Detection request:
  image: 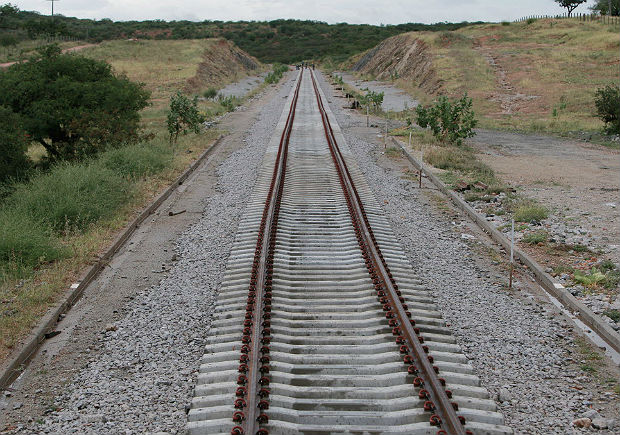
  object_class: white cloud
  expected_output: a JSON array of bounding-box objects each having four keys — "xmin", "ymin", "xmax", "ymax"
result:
[{"xmin": 11, "ymin": 0, "xmax": 598, "ymax": 24}]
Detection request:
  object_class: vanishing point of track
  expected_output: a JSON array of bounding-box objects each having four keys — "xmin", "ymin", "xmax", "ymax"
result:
[{"xmin": 187, "ymin": 70, "xmax": 512, "ymax": 435}]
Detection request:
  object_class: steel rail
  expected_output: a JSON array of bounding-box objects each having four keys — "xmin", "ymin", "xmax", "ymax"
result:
[
  {"xmin": 308, "ymin": 70, "xmax": 468, "ymax": 435},
  {"xmin": 231, "ymin": 69, "xmax": 304, "ymax": 435}
]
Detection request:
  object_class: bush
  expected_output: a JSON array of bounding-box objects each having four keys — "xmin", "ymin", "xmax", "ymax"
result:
[
  {"xmin": 0, "ymin": 105, "xmax": 30, "ymax": 183},
  {"xmin": 416, "ymin": 94, "xmax": 478, "ymax": 146},
  {"xmin": 218, "ymin": 95, "xmax": 241, "ymax": 112},
  {"xmin": 167, "ymin": 91, "xmax": 206, "ymax": 144},
  {"xmin": 359, "ymin": 89, "xmax": 384, "ymax": 111},
  {"xmin": 0, "ymin": 45, "xmax": 151, "ymax": 161},
  {"xmin": 203, "ymin": 87, "xmax": 218, "ymax": 99},
  {"xmin": 100, "ymin": 142, "xmax": 173, "ymax": 178},
  {"xmin": 594, "ymin": 84, "xmax": 620, "ymax": 134},
  {"xmin": 6, "ymin": 162, "xmax": 133, "ymax": 233},
  {"xmin": 265, "ymin": 63, "xmax": 289, "ymax": 84}
]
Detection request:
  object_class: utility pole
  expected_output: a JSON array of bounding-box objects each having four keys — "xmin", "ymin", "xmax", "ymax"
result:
[{"xmin": 46, "ymin": 0, "xmax": 59, "ymax": 19}]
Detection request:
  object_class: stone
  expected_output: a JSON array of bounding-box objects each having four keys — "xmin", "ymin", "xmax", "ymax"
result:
[
  {"xmin": 105, "ymin": 324, "xmax": 118, "ymax": 332},
  {"xmin": 591, "ymin": 417, "xmax": 609, "ymax": 429},
  {"xmin": 572, "ymin": 417, "xmax": 591, "ymax": 428},
  {"xmin": 498, "ymin": 387, "xmax": 513, "ymax": 403}
]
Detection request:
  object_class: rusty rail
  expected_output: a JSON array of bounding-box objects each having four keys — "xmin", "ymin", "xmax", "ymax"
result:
[
  {"xmin": 231, "ymin": 69, "xmax": 303, "ymax": 435},
  {"xmin": 309, "ymin": 70, "xmax": 469, "ymax": 435}
]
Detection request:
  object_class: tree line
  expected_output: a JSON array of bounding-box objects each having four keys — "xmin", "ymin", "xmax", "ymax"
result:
[{"xmin": 0, "ymin": 4, "xmax": 479, "ymax": 63}]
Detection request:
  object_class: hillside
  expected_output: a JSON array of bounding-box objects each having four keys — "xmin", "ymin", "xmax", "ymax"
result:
[
  {"xmin": 348, "ymin": 18, "xmax": 620, "ymax": 133},
  {"xmin": 0, "ymin": 4, "xmax": 479, "ymax": 63}
]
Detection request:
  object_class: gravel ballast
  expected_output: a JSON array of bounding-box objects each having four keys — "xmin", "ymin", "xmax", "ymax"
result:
[
  {"xmin": 13, "ymin": 77, "xmax": 295, "ymax": 435},
  {"xmin": 315, "ymin": 71, "xmax": 619, "ymax": 434}
]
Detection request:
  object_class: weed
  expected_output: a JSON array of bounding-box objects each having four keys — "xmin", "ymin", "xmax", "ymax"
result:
[
  {"xmin": 218, "ymin": 95, "xmax": 241, "ymax": 112},
  {"xmin": 526, "ymin": 18, "xmax": 538, "ymax": 25},
  {"xmin": 523, "ymin": 230, "xmax": 548, "ymax": 244},
  {"xmin": 603, "ymin": 310, "xmax": 620, "ymax": 322},
  {"xmin": 513, "ymin": 202, "xmax": 548, "ymax": 222},
  {"xmin": 384, "ymin": 147, "xmax": 402, "ymax": 158},
  {"xmin": 501, "ymin": 21, "xmax": 511, "ymax": 26},
  {"xmin": 573, "ymin": 267, "xmax": 607, "ymax": 288},
  {"xmin": 203, "ymin": 87, "xmax": 218, "ymax": 99}
]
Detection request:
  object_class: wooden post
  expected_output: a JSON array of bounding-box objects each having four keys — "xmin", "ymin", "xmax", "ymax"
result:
[
  {"xmin": 408, "ymin": 131, "xmax": 412, "ymax": 149},
  {"xmin": 384, "ymin": 116, "xmax": 388, "ymax": 148},
  {"xmin": 419, "ymin": 145, "xmax": 424, "ymax": 188},
  {"xmin": 366, "ymin": 105, "xmax": 369, "ymax": 127}
]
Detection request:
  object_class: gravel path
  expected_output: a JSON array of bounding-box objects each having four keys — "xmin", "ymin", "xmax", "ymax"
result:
[
  {"xmin": 316, "ymin": 71, "xmax": 619, "ymax": 434},
  {"xmin": 217, "ymin": 72, "xmax": 268, "ymax": 99},
  {"xmin": 15, "ymin": 75, "xmax": 295, "ymax": 435},
  {"xmin": 334, "ymin": 71, "xmax": 418, "ymax": 111}
]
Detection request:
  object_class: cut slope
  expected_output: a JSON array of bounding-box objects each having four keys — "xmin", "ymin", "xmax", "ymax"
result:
[{"xmin": 347, "ymin": 19, "xmax": 620, "ymax": 133}]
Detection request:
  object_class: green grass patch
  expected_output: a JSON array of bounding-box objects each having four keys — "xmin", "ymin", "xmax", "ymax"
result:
[
  {"xmin": 424, "ymin": 146, "xmax": 497, "ymax": 185},
  {"xmin": 0, "ymin": 142, "xmax": 174, "ymax": 281},
  {"xmin": 100, "ymin": 142, "xmax": 173, "ymax": 178},
  {"xmin": 512, "ymin": 201, "xmax": 549, "ymax": 222},
  {"xmin": 523, "ymin": 230, "xmax": 548, "ymax": 244},
  {"xmin": 7, "ymin": 162, "xmax": 134, "ymax": 234},
  {"xmin": 604, "ymin": 310, "xmax": 620, "ymax": 323}
]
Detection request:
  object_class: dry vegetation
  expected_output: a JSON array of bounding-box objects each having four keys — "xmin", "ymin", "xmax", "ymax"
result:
[{"xmin": 351, "ymin": 18, "xmax": 620, "ymax": 134}]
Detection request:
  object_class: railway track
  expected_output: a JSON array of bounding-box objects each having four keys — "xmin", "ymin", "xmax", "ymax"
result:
[{"xmin": 187, "ymin": 69, "xmax": 513, "ymax": 435}]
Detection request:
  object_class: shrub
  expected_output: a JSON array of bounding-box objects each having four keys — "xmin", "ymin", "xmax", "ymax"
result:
[
  {"xmin": 0, "ymin": 45, "xmax": 151, "ymax": 161},
  {"xmin": 203, "ymin": 87, "xmax": 218, "ymax": 99},
  {"xmin": 526, "ymin": 18, "xmax": 537, "ymax": 25},
  {"xmin": 100, "ymin": 142, "xmax": 173, "ymax": 178},
  {"xmin": 416, "ymin": 94, "xmax": 478, "ymax": 146},
  {"xmin": 0, "ymin": 105, "xmax": 30, "ymax": 183},
  {"xmin": 6, "ymin": 162, "xmax": 133, "ymax": 233},
  {"xmin": 359, "ymin": 89, "xmax": 384, "ymax": 111},
  {"xmin": 501, "ymin": 21, "xmax": 511, "ymax": 26},
  {"xmin": 167, "ymin": 91, "xmax": 206, "ymax": 144},
  {"xmin": 265, "ymin": 63, "xmax": 289, "ymax": 84},
  {"xmin": 218, "ymin": 95, "xmax": 241, "ymax": 112},
  {"xmin": 594, "ymin": 84, "xmax": 620, "ymax": 134}
]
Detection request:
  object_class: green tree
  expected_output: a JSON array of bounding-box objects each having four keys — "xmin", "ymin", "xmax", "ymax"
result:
[
  {"xmin": 0, "ymin": 105, "xmax": 29, "ymax": 182},
  {"xmin": 594, "ymin": 84, "xmax": 620, "ymax": 134},
  {"xmin": 590, "ymin": 0, "xmax": 620, "ymax": 15},
  {"xmin": 554, "ymin": 0, "xmax": 587, "ymax": 17},
  {"xmin": 0, "ymin": 45, "xmax": 150, "ymax": 161},
  {"xmin": 166, "ymin": 91, "xmax": 205, "ymax": 144},
  {"xmin": 415, "ymin": 94, "xmax": 478, "ymax": 146}
]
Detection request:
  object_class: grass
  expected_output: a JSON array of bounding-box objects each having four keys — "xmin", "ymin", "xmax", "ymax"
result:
[
  {"xmin": 603, "ymin": 310, "xmax": 620, "ymax": 322},
  {"xmin": 512, "ymin": 201, "xmax": 549, "ymax": 222},
  {"xmin": 0, "ymin": 39, "xmax": 261, "ymax": 360},
  {"xmin": 366, "ymin": 19, "xmax": 619, "ymax": 135},
  {"xmin": 575, "ymin": 336, "xmax": 602, "ymax": 374},
  {"xmin": 523, "ymin": 230, "xmax": 548, "ymax": 244}
]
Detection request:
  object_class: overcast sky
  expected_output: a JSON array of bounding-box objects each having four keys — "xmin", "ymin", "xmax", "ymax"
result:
[{"xmin": 10, "ymin": 0, "xmax": 599, "ymax": 24}]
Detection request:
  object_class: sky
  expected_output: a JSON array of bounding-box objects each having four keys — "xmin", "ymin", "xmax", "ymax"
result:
[{"xmin": 10, "ymin": 0, "xmax": 600, "ymax": 25}]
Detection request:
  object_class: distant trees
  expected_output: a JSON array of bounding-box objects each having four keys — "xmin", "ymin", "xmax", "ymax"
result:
[
  {"xmin": 590, "ymin": 0, "xmax": 620, "ymax": 15},
  {"xmin": 0, "ymin": 45, "xmax": 150, "ymax": 161},
  {"xmin": 554, "ymin": 0, "xmax": 587, "ymax": 17}
]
